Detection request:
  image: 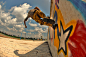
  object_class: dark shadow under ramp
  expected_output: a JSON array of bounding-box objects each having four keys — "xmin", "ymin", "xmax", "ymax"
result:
[{"xmin": 14, "ymin": 42, "xmax": 52, "ymax": 57}]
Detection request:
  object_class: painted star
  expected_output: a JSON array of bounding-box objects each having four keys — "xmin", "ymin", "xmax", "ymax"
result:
[
  {"xmin": 59, "ymin": 26, "xmax": 69, "ymax": 52},
  {"xmin": 58, "ymin": 22, "xmax": 73, "ymax": 55}
]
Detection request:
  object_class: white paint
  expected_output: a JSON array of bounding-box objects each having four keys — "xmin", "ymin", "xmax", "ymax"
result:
[{"xmin": 59, "ymin": 26, "xmax": 69, "ymax": 51}]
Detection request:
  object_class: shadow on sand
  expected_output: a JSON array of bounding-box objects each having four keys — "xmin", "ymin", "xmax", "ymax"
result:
[{"xmin": 14, "ymin": 42, "xmax": 52, "ymax": 57}]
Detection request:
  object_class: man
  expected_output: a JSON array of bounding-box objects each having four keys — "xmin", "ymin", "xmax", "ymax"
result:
[{"xmin": 24, "ymin": 7, "xmax": 55, "ymax": 28}]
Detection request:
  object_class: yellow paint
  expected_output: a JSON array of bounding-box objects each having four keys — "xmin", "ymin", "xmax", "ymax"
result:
[
  {"xmin": 54, "ymin": 27, "xmax": 59, "ymax": 50},
  {"xmin": 54, "ymin": 5, "xmax": 77, "ymax": 57}
]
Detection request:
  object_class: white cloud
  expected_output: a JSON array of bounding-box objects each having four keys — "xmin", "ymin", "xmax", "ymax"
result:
[
  {"xmin": 0, "ymin": 3, "xmax": 30, "ymax": 37},
  {"xmin": 0, "ymin": 7, "xmax": 14, "ymax": 27},
  {"xmin": 23, "ymin": 31, "xmax": 26, "ymax": 33},
  {"xmin": 27, "ymin": 29, "xmax": 35, "ymax": 32},
  {"xmin": 27, "ymin": 31, "xmax": 42, "ymax": 38},
  {"xmin": 26, "ymin": 26, "xmax": 48, "ymax": 38},
  {"xmin": 7, "ymin": 27, "xmax": 18, "ymax": 32},
  {"xmin": 28, "ymin": 32, "xmax": 31, "ymax": 34},
  {"xmin": 29, "ymin": 22, "xmax": 37, "ymax": 27},
  {"xmin": 14, "ymin": 24, "xmax": 25, "ymax": 32},
  {"xmin": 38, "ymin": 23, "xmax": 48, "ymax": 28},
  {"xmin": 29, "ymin": 21, "xmax": 48, "ymax": 28},
  {"xmin": 29, "ymin": 17, "xmax": 32, "ymax": 20},
  {"xmin": 7, "ymin": 18, "xmax": 17, "ymax": 24},
  {"xmin": 0, "ymin": 2, "xmax": 48, "ymax": 38},
  {"xmin": 15, "ymin": 25, "xmax": 22, "ymax": 28},
  {"xmin": 15, "ymin": 24, "xmax": 24, "ymax": 28},
  {"xmin": 28, "ymin": 27, "xmax": 48, "ymax": 33},
  {"xmin": 0, "ymin": 12, "xmax": 11, "ymax": 23},
  {"xmin": 10, "ymin": 3, "xmax": 32, "ymax": 22},
  {"xmin": 0, "ymin": 5, "xmax": 1, "ymax": 9}
]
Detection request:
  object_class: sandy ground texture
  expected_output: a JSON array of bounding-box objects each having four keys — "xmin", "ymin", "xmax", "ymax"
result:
[{"xmin": 0, "ymin": 36, "xmax": 51, "ymax": 57}]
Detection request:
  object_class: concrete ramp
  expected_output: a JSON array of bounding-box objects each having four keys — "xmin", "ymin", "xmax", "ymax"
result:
[{"xmin": 0, "ymin": 37, "xmax": 52, "ymax": 57}]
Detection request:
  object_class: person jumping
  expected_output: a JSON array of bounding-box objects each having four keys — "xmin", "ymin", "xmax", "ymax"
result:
[{"xmin": 24, "ymin": 7, "xmax": 55, "ymax": 28}]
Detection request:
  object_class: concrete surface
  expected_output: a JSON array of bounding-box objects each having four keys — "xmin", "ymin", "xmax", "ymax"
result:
[{"xmin": 0, "ymin": 37, "xmax": 51, "ymax": 57}]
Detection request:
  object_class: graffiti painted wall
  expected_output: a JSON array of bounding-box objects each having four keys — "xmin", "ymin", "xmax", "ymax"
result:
[{"xmin": 48, "ymin": 0, "xmax": 86, "ymax": 57}]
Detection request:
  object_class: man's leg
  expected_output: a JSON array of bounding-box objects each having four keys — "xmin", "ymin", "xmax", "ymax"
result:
[
  {"xmin": 36, "ymin": 10, "xmax": 55, "ymax": 25},
  {"xmin": 33, "ymin": 10, "xmax": 44, "ymax": 25},
  {"xmin": 24, "ymin": 14, "xmax": 31, "ymax": 28},
  {"xmin": 43, "ymin": 18, "xmax": 55, "ymax": 24},
  {"xmin": 33, "ymin": 10, "xmax": 55, "ymax": 27},
  {"xmin": 34, "ymin": 15, "xmax": 53, "ymax": 26},
  {"xmin": 34, "ymin": 14, "xmax": 44, "ymax": 25},
  {"xmin": 36, "ymin": 10, "xmax": 46, "ymax": 18}
]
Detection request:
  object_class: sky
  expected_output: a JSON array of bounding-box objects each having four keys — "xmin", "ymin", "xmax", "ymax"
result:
[{"xmin": 0, "ymin": 0, "xmax": 51, "ymax": 39}]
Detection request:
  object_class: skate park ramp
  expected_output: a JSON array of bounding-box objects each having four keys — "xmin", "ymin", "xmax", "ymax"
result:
[
  {"xmin": 47, "ymin": 0, "xmax": 86, "ymax": 57},
  {"xmin": 0, "ymin": 36, "xmax": 52, "ymax": 57}
]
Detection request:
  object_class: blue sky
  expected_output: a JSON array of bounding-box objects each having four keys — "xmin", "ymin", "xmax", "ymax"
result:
[{"xmin": 0, "ymin": 0, "xmax": 51, "ymax": 39}]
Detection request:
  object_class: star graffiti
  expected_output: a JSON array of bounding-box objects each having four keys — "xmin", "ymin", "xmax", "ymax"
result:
[{"xmin": 58, "ymin": 21, "xmax": 73, "ymax": 55}]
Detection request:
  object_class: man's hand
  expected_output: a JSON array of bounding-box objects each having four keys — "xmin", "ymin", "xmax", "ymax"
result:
[
  {"xmin": 24, "ymin": 19, "xmax": 27, "ymax": 28},
  {"xmin": 25, "ymin": 26, "xmax": 27, "ymax": 28}
]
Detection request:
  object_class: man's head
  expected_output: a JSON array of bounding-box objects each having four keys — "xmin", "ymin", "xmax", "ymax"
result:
[
  {"xmin": 34, "ymin": 7, "xmax": 40, "ymax": 10},
  {"xmin": 34, "ymin": 7, "xmax": 38, "ymax": 9}
]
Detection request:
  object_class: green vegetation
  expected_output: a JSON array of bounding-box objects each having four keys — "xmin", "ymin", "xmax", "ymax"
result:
[{"xmin": 0, "ymin": 31, "xmax": 47, "ymax": 41}]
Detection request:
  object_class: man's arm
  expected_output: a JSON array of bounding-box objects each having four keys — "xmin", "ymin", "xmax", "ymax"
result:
[{"xmin": 24, "ymin": 16, "xmax": 29, "ymax": 28}]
